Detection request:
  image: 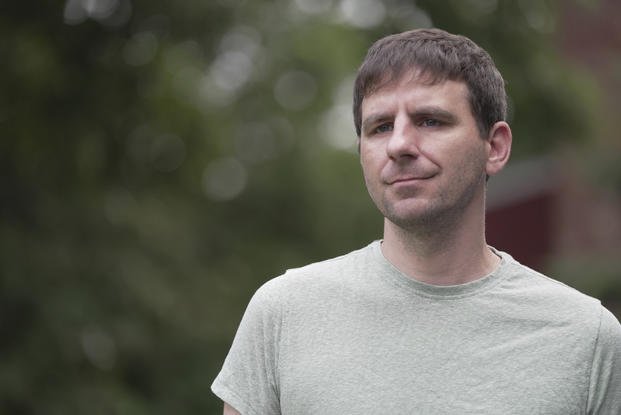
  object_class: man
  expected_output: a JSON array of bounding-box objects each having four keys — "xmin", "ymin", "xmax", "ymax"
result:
[{"xmin": 212, "ymin": 28, "xmax": 621, "ymax": 414}]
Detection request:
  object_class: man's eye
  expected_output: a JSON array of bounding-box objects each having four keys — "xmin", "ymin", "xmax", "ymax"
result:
[
  {"xmin": 421, "ymin": 118, "xmax": 441, "ymax": 127},
  {"xmin": 375, "ymin": 123, "xmax": 393, "ymax": 133}
]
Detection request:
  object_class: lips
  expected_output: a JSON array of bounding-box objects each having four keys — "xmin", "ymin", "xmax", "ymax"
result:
[
  {"xmin": 386, "ymin": 174, "xmax": 435, "ymax": 185},
  {"xmin": 381, "ymin": 164, "xmax": 438, "ymax": 185}
]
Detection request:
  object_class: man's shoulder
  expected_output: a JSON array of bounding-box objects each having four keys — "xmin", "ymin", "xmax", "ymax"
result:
[
  {"xmin": 498, "ymin": 250, "xmax": 604, "ymax": 319},
  {"xmin": 285, "ymin": 242, "xmax": 375, "ymax": 277},
  {"xmin": 252, "ymin": 241, "xmax": 378, "ymax": 305}
]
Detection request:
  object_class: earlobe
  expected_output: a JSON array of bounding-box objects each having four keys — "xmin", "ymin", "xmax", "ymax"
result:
[{"xmin": 485, "ymin": 121, "xmax": 512, "ymax": 177}]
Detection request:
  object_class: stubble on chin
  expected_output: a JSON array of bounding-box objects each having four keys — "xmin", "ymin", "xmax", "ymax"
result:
[
  {"xmin": 379, "ymin": 172, "xmax": 484, "ymax": 236},
  {"xmin": 381, "ymin": 195, "xmax": 457, "ymax": 236}
]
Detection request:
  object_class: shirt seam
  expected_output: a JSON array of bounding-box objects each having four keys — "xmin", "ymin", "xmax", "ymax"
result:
[
  {"xmin": 380, "ymin": 270, "xmax": 512, "ymax": 300},
  {"xmin": 275, "ymin": 284, "xmax": 286, "ymax": 406},
  {"xmin": 378, "ymin": 257, "xmax": 512, "ymax": 301},
  {"xmin": 372, "ymin": 242, "xmax": 513, "ymax": 300},
  {"xmin": 584, "ymin": 304, "xmax": 604, "ymax": 415}
]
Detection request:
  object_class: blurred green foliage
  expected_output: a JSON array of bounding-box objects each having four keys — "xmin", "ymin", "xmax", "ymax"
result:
[{"xmin": 0, "ymin": 0, "xmax": 609, "ymax": 413}]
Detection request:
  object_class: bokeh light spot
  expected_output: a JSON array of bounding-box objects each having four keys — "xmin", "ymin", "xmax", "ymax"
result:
[
  {"xmin": 123, "ymin": 31, "xmax": 158, "ymax": 66},
  {"xmin": 321, "ymin": 104, "xmax": 357, "ymax": 151},
  {"xmin": 339, "ymin": 0, "xmax": 386, "ymax": 28},
  {"xmin": 210, "ymin": 51, "xmax": 253, "ymax": 92},
  {"xmin": 202, "ymin": 158, "xmax": 248, "ymax": 201},
  {"xmin": 274, "ymin": 70, "xmax": 317, "ymax": 111},
  {"xmin": 219, "ymin": 26, "xmax": 262, "ymax": 58},
  {"xmin": 104, "ymin": 187, "xmax": 135, "ymax": 226},
  {"xmin": 148, "ymin": 134, "xmax": 186, "ymax": 172},
  {"xmin": 235, "ymin": 122, "xmax": 279, "ymax": 164},
  {"xmin": 293, "ymin": 0, "xmax": 334, "ymax": 15},
  {"xmin": 81, "ymin": 326, "xmax": 116, "ymax": 371},
  {"xmin": 64, "ymin": 0, "xmax": 130, "ymax": 25}
]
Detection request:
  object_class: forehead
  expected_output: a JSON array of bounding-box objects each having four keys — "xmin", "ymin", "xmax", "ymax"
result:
[{"xmin": 361, "ymin": 72, "xmax": 470, "ymax": 115}]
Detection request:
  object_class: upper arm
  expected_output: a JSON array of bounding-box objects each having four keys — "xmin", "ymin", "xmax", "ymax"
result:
[
  {"xmin": 223, "ymin": 402, "xmax": 241, "ymax": 415},
  {"xmin": 587, "ymin": 307, "xmax": 621, "ymax": 414},
  {"xmin": 211, "ymin": 280, "xmax": 284, "ymax": 415}
]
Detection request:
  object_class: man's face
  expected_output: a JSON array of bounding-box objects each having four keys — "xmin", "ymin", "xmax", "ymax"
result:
[{"xmin": 359, "ymin": 73, "xmax": 490, "ymax": 230}]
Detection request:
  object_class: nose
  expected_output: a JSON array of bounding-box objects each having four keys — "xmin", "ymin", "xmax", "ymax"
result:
[{"xmin": 385, "ymin": 118, "xmax": 419, "ymax": 160}]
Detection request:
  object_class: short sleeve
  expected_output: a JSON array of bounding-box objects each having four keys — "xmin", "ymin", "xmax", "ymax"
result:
[
  {"xmin": 587, "ymin": 306, "xmax": 621, "ymax": 414},
  {"xmin": 211, "ymin": 281, "xmax": 283, "ymax": 415}
]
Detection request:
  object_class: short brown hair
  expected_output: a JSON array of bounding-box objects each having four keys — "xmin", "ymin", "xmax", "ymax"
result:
[{"xmin": 353, "ymin": 28, "xmax": 507, "ymax": 138}]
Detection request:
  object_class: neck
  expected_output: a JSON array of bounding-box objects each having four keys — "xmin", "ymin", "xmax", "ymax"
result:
[{"xmin": 380, "ymin": 198, "xmax": 499, "ymax": 286}]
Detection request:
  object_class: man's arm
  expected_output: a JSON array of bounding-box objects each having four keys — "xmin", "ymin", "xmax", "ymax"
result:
[
  {"xmin": 587, "ymin": 307, "xmax": 621, "ymax": 414},
  {"xmin": 212, "ymin": 280, "xmax": 283, "ymax": 414},
  {"xmin": 223, "ymin": 402, "xmax": 241, "ymax": 415}
]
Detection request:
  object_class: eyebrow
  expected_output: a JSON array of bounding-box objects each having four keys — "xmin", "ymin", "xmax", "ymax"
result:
[
  {"xmin": 361, "ymin": 106, "xmax": 458, "ymax": 134},
  {"xmin": 412, "ymin": 106, "xmax": 458, "ymax": 123},
  {"xmin": 361, "ymin": 112, "xmax": 393, "ymax": 134}
]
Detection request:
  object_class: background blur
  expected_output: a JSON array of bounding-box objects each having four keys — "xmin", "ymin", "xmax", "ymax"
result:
[{"xmin": 2, "ymin": 0, "xmax": 620, "ymax": 413}]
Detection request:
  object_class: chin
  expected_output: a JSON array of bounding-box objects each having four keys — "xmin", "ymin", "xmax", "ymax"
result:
[
  {"xmin": 384, "ymin": 205, "xmax": 433, "ymax": 226},
  {"xmin": 382, "ymin": 200, "xmax": 456, "ymax": 230}
]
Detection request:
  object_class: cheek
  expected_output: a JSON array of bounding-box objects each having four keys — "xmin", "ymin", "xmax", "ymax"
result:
[
  {"xmin": 360, "ymin": 155, "xmax": 383, "ymax": 196},
  {"xmin": 361, "ymin": 163, "xmax": 378, "ymax": 191},
  {"xmin": 450, "ymin": 143, "xmax": 488, "ymax": 180},
  {"xmin": 359, "ymin": 149, "xmax": 379, "ymax": 176}
]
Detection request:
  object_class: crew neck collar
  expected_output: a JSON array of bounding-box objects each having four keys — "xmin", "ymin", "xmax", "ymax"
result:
[{"xmin": 369, "ymin": 240, "xmax": 510, "ymax": 299}]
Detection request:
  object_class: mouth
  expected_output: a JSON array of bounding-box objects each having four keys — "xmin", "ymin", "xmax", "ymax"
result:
[{"xmin": 388, "ymin": 175, "xmax": 434, "ymax": 185}]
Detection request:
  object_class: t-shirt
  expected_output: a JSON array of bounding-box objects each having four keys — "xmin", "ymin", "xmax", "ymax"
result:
[{"xmin": 211, "ymin": 241, "xmax": 621, "ymax": 414}]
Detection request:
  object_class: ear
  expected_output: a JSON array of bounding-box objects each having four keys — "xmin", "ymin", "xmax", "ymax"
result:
[{"xmin": 485, "ymin": 121, "xmax": 512, "ymax": 177}]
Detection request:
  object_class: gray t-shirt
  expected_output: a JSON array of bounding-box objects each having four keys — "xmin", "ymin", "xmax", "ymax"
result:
[{"xmin": 212, "ymin": 241, "xmax": 621, "ymax": 414}]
